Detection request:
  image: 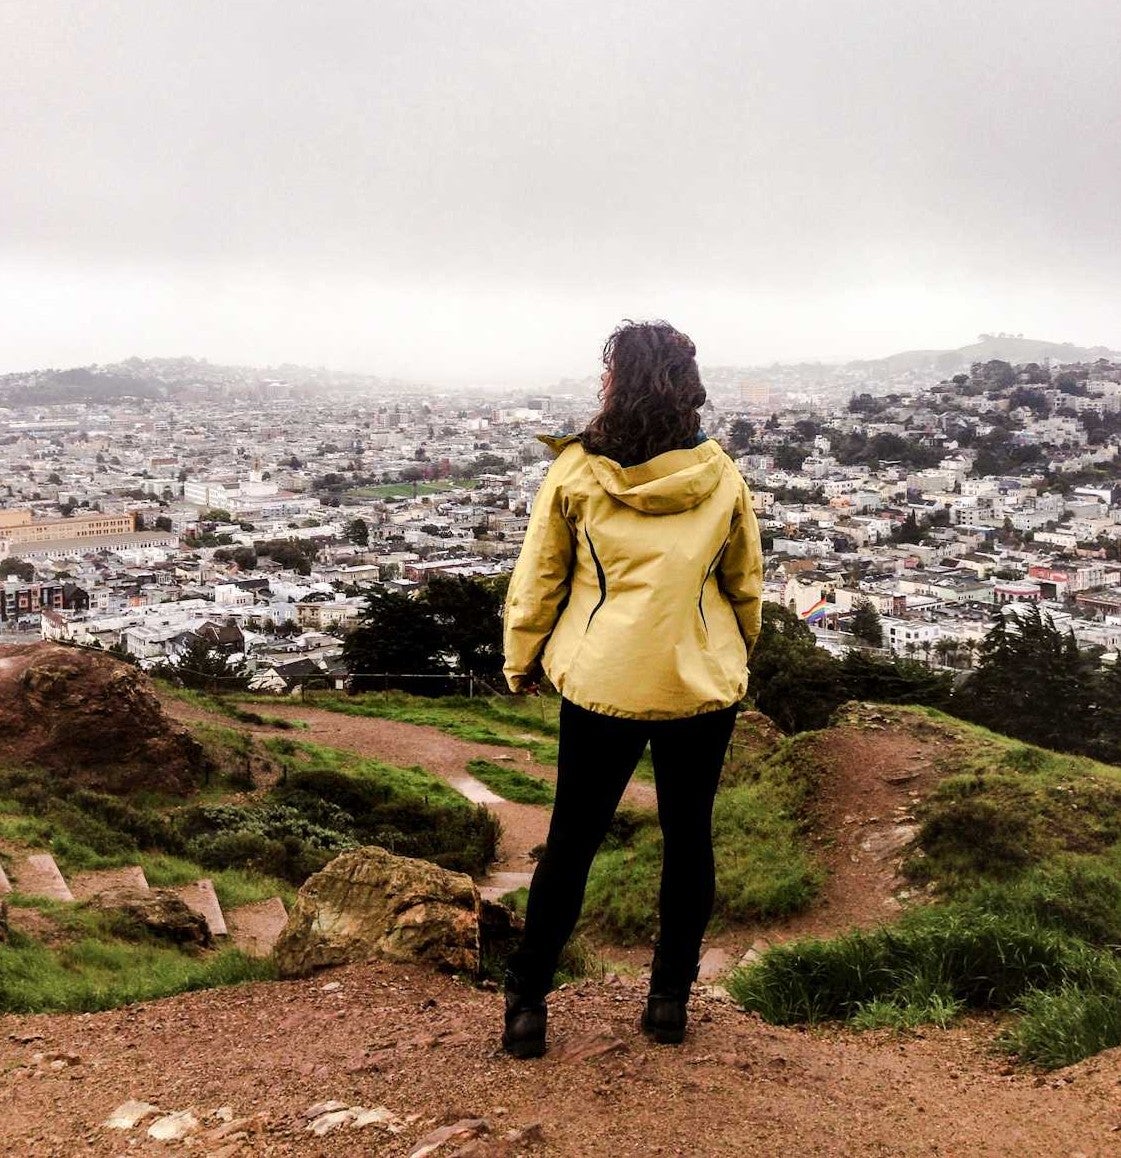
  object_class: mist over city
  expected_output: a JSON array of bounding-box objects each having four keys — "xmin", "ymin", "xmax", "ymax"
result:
[{"xmin": 3, "ymin": 1, "xmax": 1121, "ymax": 382}]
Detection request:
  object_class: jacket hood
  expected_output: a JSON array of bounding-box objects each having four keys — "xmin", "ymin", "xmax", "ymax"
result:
[{"xmin": 535, "ymin": 435, "xmax": 725, "ymax": 514}]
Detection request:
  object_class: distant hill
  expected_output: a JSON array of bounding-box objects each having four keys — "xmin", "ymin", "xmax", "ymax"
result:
[
  {"xmin": 845, "ymin": 335, "xmax": 1121, "ymax": 377},
  {"xmin": 0, "ymin": 356, "xmax": 407, "ymax": 405}
]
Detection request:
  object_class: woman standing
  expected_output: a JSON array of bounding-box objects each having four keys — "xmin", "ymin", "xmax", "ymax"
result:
[{"xmin": 501, "ymin": 320, "xmax": 764, "ymax": 1057}]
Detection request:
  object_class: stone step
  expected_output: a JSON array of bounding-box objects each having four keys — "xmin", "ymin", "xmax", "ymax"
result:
[
  {"xmin": 478, "ymin": 870, "xmax": 533, "ymax": 904},
  {"xmin": 226, "ymin": 896, "xmax": 289, "ymax": 958},
  {"xmin": 171, "ymin": 878, "xmax": 228, "ymax": 939},
  {"xmin": 69, "ymin": 865, "xmax": 150, "ymax": 902},
  {"xmin": 12, "ymin": 853, "xmax": 74, "ymax": 902},
  {"xmin": 0, "ymin": 861, "xmax": 11, "ymax": 896}
]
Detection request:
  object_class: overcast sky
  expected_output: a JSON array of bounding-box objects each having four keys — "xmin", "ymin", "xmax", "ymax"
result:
[{"xmin": 2, "ymin": 0, "xmax": 1120, "ymax": 384}]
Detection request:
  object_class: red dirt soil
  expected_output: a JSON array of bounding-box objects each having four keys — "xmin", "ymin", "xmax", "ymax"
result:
[{"xmin": 2, "ymin": 960, "xmax": 1119, "ymax": 1157}]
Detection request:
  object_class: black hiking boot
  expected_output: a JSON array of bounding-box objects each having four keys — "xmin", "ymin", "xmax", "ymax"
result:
[
  {"xmin": 641, "ymin": 946, "xmax": 696, "ymax": 1045},
  {"xmin": 502, "ymin": 971, "xmax": 547, "ymax": 1059},
  {"xmin": 641, "ymin": 991, "xmax": 689, "ymax": 1044}
]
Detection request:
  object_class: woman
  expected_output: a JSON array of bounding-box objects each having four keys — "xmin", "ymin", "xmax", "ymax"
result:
[{"xmin": 501, "ymin": 320, "xmax": 764, "ymax": 1058}]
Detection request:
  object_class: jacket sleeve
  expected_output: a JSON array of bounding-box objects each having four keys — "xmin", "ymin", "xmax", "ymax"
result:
[
  {"xmin": 503, "ymin": 461, "xmax": 576, "ymax": 692},
  {"xmin": 718, "ymin": 479, "xmax": 764, "ymax": 663}
]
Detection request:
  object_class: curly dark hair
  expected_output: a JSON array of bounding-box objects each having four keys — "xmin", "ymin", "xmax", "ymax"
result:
[{"xmin": 580, "ymin": 320, "xmax": 707, "ymax": 467}]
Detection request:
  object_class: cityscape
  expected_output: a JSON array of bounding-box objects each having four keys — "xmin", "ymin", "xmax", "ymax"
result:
[{"xmin": 3, "ymin": 343, "xmax": 1120, "ymax": 691}]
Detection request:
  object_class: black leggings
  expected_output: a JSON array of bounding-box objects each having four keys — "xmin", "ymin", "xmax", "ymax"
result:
[{"xmin": 509, "ymin": 698, "xmax": 738, "ymax": 997}]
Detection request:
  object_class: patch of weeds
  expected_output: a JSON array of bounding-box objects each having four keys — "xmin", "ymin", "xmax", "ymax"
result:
[
  {"xmin": 282, "ymin": 691, "xmax": 561, "ymax": 763},
  {"xmin": 726, "ymin": 905, "xmax": 1121, "ymax": 1067},
  {"xmin": 1001, "ymin": 984, "xmax": 1121, "ymax": 1069},
  {"xmin": 0, "ymin": 928, "xmax": 274, "ymax": 1014},
  {"xmin": 905, "ymin": 768, "xmax": 1121, "ymax": 890},
  {"xmin": 265, "ymin": 742, "xmax": 502, "ymax": 876},
  {"xmin": 581, "ymin": 733, "xmax": 826, "ymax": 943},
  {"xmin": 465, "ymin": 759, "xmax": 554, "ymax": 806}
]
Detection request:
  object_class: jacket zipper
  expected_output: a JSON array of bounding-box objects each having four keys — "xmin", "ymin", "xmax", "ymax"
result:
[
  {"xmin": 585, "ymin": 529, "xmax": 608, "ymax": 631},
  {"xmin": 698, "ymin": 539, "xmax": 729, "ymax": 633}
]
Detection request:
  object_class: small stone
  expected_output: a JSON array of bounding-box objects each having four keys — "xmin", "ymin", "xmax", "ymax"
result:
[
  {"xmin": 207, "ymin": 1116, "xmax": 262, "ymax": 1140},
  {"xmin": 208, "ymin": 1145, "xmax": 244, "ymax": 1158},
  {"xmin": 304, "ymin": 1100, "xmax": 350, "ymax": 1120},
  {"xmin": 351, "ymin": 1106, "xmax": 402, "ymax": 1130},
  {"xmin": 8, "ymin": 1032, "xmax": 45, "ymax": 1044},
  {"xmin": 551, "ymin": 1031, "xmax": 626, "ymax": 1064},
  {"xmin": 211, "ymin": 1106, "xmax": 235, "ymax": 1122},
  {"xmin": 307, "ymin": 1109, "xmax": 355, "ymax": 1135},
  {"xmin": 104, "ymin": 1099, "xmax": 160, "ymax": 1129},
  {"xmin": 321, "ymin": 981, "xmax": 343, "ymax": 992},
  {"xmin": 147, "ymin": 1110, "xmax": 200, "ymax": 1141},
  {"xmin": 505, "ymin": 1121, "xmax": 544, "ymax": 1145},
  {"xmin": 408, "ymin": 1118, "xmax": 489, "ymax": 1158}
]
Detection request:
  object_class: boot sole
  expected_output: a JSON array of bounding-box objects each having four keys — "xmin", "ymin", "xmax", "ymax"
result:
[
  {"xmin": 502, "ymin": 1034, "xmax": 546, "ymax": 1059},
  {"xmin": 641, "ymin": 1018, "xmax": 686, "ymax": 1045}
]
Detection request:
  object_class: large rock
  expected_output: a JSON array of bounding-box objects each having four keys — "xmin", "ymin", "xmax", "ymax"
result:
[
  {"xmin": 0, "ymin": 642, "xmax": 204, "ymax": 794},
  {"xmin": 274, "ymin": 846, "xmax": 482, "ymax": 978},
  {"xmin": 90, "ymin": 887, "xmax": 212, "ymax": 947}
]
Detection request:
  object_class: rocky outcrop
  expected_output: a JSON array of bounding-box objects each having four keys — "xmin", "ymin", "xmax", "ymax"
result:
[
  {"xmin": 91, "ymin": 887, "xmax": 212, "ymax": 947},
  {"xmin": 274, "ymin": 847, "xmax": 483, "ymax": 978},
  {"xmin": 0, "ymin": 642, "xmax": 203, "ymax": 794}
]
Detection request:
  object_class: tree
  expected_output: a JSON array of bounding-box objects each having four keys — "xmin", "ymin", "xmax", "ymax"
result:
[
  {"xmin": 727, "ymin": 419, "xmax": 756, "ymax": 453},
  {"xmin": 891, "ymin": 511, "xmax": 930, "ymax": 546},
  {"xmin": 849, "ymin": 598, "xmax": 884, "ymax": 648},
  {"xmin": 0, "ymin": 558, "xmax": 34, "ymax": 582},
  {"xmin": 173, "ymin": 636, "xmax": 249, "ymax": 692},
  {"xmin": 201, "ymin": 508, "xmax": 232, "ymax": 523},
  {"xmin": 342, "ymin": 590, "xmax": 448, "ymax": 690},
  {"xmin": 154, "ymin": 515, "xmax": 173, "ymax": 532},
  {"xmin": 345, "ymin": 517, "xmax": 370, "ymax": 547},
  {"xmin": 953, "ymin": 608, "xmax": 1093, "ymax": 753},
  {"xmin": 425, "ymin": 574, "xmax": 506, "ymax": 680},
  {"xmin": 1090, "ymin": 660, "xmax": 1121, "ymax": 764}
]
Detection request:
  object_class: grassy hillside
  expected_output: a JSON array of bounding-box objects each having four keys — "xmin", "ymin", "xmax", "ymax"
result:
[
  {"xmin": 0, "ymin": 728, "xmax": 499, "ymax": 1013},
  {"xmin": 728, "ymin": 705, "xmax": 1121, "ymax": 1068}
]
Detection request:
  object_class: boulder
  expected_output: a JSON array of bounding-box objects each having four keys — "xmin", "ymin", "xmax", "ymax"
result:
[
  {"xmin": 91, "ymin": 887, "xmax": 211, "ymax": 947},
  {"xmin": 274, "ymin": 846, "xmax": 481, "ymax": 978},
  {"xmin": 0, "ymin": 643, "xmax": 204, "ymax": 795}
]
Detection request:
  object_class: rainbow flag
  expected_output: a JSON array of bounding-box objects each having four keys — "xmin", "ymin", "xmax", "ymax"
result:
[{"xmin": 803, "ymin": 598, "xmax": 829, "ymax": 625}]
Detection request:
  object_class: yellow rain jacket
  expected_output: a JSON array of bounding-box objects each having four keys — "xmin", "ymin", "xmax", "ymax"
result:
[{"xmin": 503, "ymin": 435, "xmax": 764, "ymax": 719}]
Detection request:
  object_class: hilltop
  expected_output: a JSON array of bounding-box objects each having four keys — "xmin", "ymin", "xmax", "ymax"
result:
[
  {"xmin": 844, "ymin": 334, "xmax": 1120, "ymax": 378},
  {"xmin": 6, "ymin": 656, "xmax": 1121, "ymax": 1152}
]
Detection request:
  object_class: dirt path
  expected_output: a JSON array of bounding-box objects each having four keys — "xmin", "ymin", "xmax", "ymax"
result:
[
  {"xmin": 1, "ymin": 959, "xmax": 1117, "ymax": 1157},
  {"xmin": 162, "ymin": 699, "xmax": 656, "ymax": 882}
]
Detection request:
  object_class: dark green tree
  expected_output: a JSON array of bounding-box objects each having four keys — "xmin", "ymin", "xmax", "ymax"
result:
[
  {"xmin": 345, "ymin": 517, "xmax": 370, "ymax": 547},
  {"xmin": 174, "ymin": 636, "xmax": 249, "ymax": 692},
  {"xmin": 727, "ymin": 418, "xmax": 756, "ymax": 453},
  {"xmin": 0, "ymin": 558, "xmax": 34, "ymax": 582},
  {"xmin": 849, "ymin": 598, "xmax": 884, "ymax": 648},
  {"xmin": 1089, "ymin": 660, "xmax": 1121, "ymax": 764},
  {"xmin": 952, "ymin": 608, "xmax": 1093, "ymax": 753},
  {"xmin": 425, "ymin": 574, "xmax": 506, "ymax": 680},
  {"xmin": 342, "ymin": 589, "xmax": 448, "ymax": 690}
]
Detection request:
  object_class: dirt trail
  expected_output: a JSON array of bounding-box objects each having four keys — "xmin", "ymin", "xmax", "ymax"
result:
[
  {"xmin": 1, "ymin": 959, "xmax": 1118, "ymax": 1157},
  {"xmin": 162, "ymin": 698, "xmax": 656, "ymax": 881}
]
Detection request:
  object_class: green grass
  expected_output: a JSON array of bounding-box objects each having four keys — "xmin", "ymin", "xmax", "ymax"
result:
[
  {"xmin": 465, "ymin": 759, "xmax": 554, "ymax": 805},
  {"xmin": 157, "ymin": 683, "xmax": 303, "ymax": 730},
  {"xmin": 724, "ymin": 711, "xmax": 1121, "ymax": 1067},
  {"xmin": 580, "ymin": 734, "xmax": 826, "ymax": 943},
  {"xmin": 0, "ymin": 920, "xmax": 274, "ymax": 1014},
  {"xmin": 263, "ymin": 739, "xmax": 501, "ymax": 875},
  {"xmin": 726, "ymin": 906, "xmax": 1121, "ymax": 1027},
  {"xmin": 346, "ymin": 480, "xmax": 473, "ymax": 499},
  {"xmin": 266, "ymin": 691, "xmax": 562, "ymax": 764},
  {"xmin": 265, "ymin": 737, "xmax": 469, "ymax": 809}
]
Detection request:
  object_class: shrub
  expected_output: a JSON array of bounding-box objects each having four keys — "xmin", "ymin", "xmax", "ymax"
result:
[{"xmin": 726, "ymin": 904, "xmax": 1121, "ymax": 1066}]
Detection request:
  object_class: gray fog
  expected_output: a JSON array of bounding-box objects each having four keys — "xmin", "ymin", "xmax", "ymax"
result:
[{"xmin": 2, "ymin": 0, "xmax": 1120, "ymax": 383}]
